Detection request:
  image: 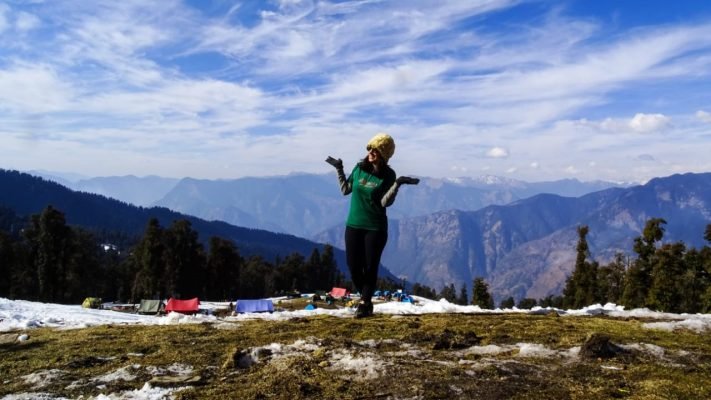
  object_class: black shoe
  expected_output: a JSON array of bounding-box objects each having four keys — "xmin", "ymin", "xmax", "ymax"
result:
[
  {"xmin": 355, "ymin": 302, "xmax": 373, "ymax": 319},
  {"xmin": 354, "ymin": 303, "xmax": 366, "ymax": 318}
]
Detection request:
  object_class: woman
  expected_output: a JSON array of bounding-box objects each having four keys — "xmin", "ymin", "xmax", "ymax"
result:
[{"xmin": 326, "ymin": 133, "xmax": 419, "ymax": 318}]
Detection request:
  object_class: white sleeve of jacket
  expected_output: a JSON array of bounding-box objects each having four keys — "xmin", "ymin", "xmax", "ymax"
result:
[
  {"xmin": 337, "ymin": 168, "xmax": 352, "ymax": 195},
  {"xmin": 381, "ymin": 181, "xmax": 399, "ymax": 207}
]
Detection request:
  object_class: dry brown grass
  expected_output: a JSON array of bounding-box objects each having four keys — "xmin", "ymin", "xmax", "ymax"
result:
[{"xmin": 1, "ymin": 310, "xmax": 709, "ymax": 399}]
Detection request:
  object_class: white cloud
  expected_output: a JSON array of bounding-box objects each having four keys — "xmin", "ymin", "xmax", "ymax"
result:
[
  {"xmin": 506, "ymin": 167, "xmax": 517, "ymax": 173},
  {"xmin": 0, "ymin": 65, "xmax": 73, "ymax": 113},
  {"xmin": 0, "ymin": 4, "xmax": 8, "ymax": 34},
  {"xmin": 316, "ymin": 61, "xmax": 450, "ymax": 105},
  {"xmin": 51, "ymin": 1, "xmax": 189, "ymax": 86},
  {"xmin": 2, "ymin": 1, "xmax": 711, "ymax": 183},
  {"xmin": 486, "ymin": 147, "xmax": 509, "ymax": 158},
  {"xmin": 15, "ymin": 11, "xmax": 40, "ymax": 32},
  {"xmin": 277, "ymin": 30, "xmax": 316, "ymax": 59},
  {"xmin": 196, "ymin": 0, "xmax": 516, "ymax": 78},
  {"xmin": 470, "ymin": 24, "xmax": 711, "ymax": 108},
  {"xmin": 696, "ymin": 110, "xmax": 711, "ymax": 123},
  {"xmin": 565, "ymin": 113, "xmax": 671, "ymax": 135},
  {"xmin": 628, "ymin": 113, "xmax": 670, "ymax": 133}
]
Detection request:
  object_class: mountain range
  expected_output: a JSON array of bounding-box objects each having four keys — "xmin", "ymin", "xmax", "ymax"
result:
[
  {"xmin": 32, "ymin": 170, "xmax": 626, "ymax": 239},
  {"xmin": 15, "ymin": 168, "xmax": 711, "ymax": 303},
  {"xmin": 314, "ymin": 172, "xmax": 711, "ymax": 302}
]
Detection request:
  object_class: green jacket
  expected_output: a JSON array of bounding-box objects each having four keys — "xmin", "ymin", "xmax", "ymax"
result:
[{"xmin": 337, "ymin": 163, "xmax": 399, "ymax": 231}]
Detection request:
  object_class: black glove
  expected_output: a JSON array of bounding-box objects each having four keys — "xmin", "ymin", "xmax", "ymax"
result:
[
  {"xmin": 396, "ymin": 176, "xmax": 420, "ymax": 185},
  {"xmin": 325, "ymin": 156, "xmax": 343, "ymax": 170}
]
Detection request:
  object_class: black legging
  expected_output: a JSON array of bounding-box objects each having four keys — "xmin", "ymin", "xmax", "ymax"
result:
[{"xmin": 345, "ymin": 226, "xmax": 388, "ymax": 304}]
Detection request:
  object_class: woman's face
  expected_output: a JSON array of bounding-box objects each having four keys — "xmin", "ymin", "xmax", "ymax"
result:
[{"xmin": 367, "ymin": 147, "xmax": 381, "ymax": 164}]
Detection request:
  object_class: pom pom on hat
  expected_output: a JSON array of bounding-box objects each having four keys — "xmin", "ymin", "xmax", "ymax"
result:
[{"xmin": 367, "ymin": 133, "xmax": 395, "ymax": 162}]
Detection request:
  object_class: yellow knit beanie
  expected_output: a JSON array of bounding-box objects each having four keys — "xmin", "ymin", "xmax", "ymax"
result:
[{"xmin": 366, "ymin": 133, "xmax": 395, "ymax": 162}]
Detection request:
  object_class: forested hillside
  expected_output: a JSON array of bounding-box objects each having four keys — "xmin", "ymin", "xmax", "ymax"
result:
[
  {"xmin": 0, "ymin": 169, "xmax": 392, "ymax": 303},
  {"xmin": 0, "ymin": 169, "xmax": 343, "ymax": 264},
  {"xmin": 0, "ymin": 204, "xmax": 348, "ymax": 304}
]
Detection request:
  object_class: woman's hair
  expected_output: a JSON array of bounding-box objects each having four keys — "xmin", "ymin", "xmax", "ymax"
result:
[{"xmin": 359, "ymin": 156, "xmax": 387, "ymax": 177}]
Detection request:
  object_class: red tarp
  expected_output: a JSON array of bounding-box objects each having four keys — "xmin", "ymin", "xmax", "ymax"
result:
[
  {"xmin": 165, "ymin": 297, "xmax": 200, "ymax": 314},
  {"xmin": 329, "ymin": 287, "xmax": 350, "ymax": 298}
]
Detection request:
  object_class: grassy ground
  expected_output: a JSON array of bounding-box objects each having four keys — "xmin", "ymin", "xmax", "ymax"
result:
[{"xmin": 1, "ymin": 301, "xmax": 710, "ymax": 399}]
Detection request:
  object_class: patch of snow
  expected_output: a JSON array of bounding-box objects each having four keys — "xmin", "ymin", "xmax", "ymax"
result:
[
  {"xmin": 0, "ymin": 298, "xmax": 157, "ymax": 332},
  {"xmin": 621, "ymin": 343, "xmax": 666, "ymax": 358},
  {"xmin": 643, "ymin": 318, "xmax": 711, "ymax": 333},
  {"xmin": 157, "ymin": 312, "xmax": 216, "ymax": 325},
  {"xmin": 64, "ymin": 380, "xmax": 87, "ymax": 391},
  {"xmin": 1, "ymin": 393, "xmax": 69, "ymax": 400},
  {"xmin": 92, "ymin": 382, "xmax": 186, "ymax": 400},
  {"xmin": 565, "ymin": 346, "xmax": 581, "ymax": 358},
  {"xmin": 327, "ymin": 349, "xmax": 383, "ymax": 380},
  {"xmin": 91, "ymin": 365, "xmax": 140, "ymax": 383},
  {"xmin": 20, "ymin": 369, "xmax": 65, "ymax": 389},
  {"xmin": 17, "ymin": 334, "xmax": 29, "ymax": 341},
  {"xmin": 2, "ymin": 297, "xmax": 710, "ymax": 332},
  {"xmin": 516, "ymin": 343, "xmax": 557, "ymax": 358},
  {"xmin": 357, "ymin": 339, "xmax": 379, "ymax": 348},
  {"xmin": 462, "ymin": 344, "xmax": 513, "ymax": 356},
  {"xmin": 145, "ymin": 363, "xmax": 193, "ymax": 377},
  {"xmin": 290, "ymin": 339, "xmax": 322, "ymax": 352}
]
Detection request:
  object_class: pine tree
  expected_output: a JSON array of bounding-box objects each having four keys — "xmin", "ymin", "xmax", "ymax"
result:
[
  {"xmin": 24, "ymin": 206, "xmax": 73, "ymax": 302},
  {"xmin": 647, "ymin": 242, "xmax": 686, "ymax": 312},
  {"xmin": 319, "ymin": 244, "xmax": 339, "ymax": 291},
  {"xmin": 622, "ymin": 218, "xmax": 666, "ymax": 308},
  {"xmin": 538, "ymin": 295, "xmax": 564, "ymax": 308},
  {"xmin": 439, "ymin": 283, "xmax": 457, "ymax": 303},
  {"xmin": 275, "ymin": 252, "xmax": 306, "ymax": 293},
  {"xmin": 412, "ymin": 283, "xmax": 437, "ymax": 299},
  {"xmin": 63, "ymin": 228, "xmax": 101, "ymax": 303},
  {"xmin": 702, "ymin": 225, "xmax": 711, "ymax": 312},
  {"xmin": 562, "ymin": 225, "xmax": 598, "ymax": 308},
  {"xmin": 499, "ymin": 296, "xmax": 515, "ymax": 309},
  {"xmin": 163, "ymin": 219, "xmax": 206, "ymax": 299},
  {"xmin": 97, "ymin": 244, "xmax": 126, "ymax": 302},
  {"xmin": 239, "ymin": 256, "xmax": 274, "ymax": 299},
  {"xmin": 517, "ymin": 298, "xmax": 537, "ymax": 309},
  {"xmin": 457, "ymin": 283, "xmax": 469, "ymax": 306},
  {"xmin": 596, "ymin": 253, "xmax": 627, "ymax": 304},
  {"xmin": 130, "ymin": 218, "xmax": 165, "ymax": 302},
  {"xmin": 678, "ymin": 248, "xmax": 708, "ymax": 313},
  {"xmin": 471, "ymin": 277, "xmax": 494, "ymax": 309},
  {"xmin": 206, "ymin": 236, "xmax": 242, "ymax": 301},
  {"xmin": 9, "ymin": 239, "xmax": 34, "ymax": 300},
  {"xmin": 305, "ymin": 248, "xmax": 321, "ymax": 292},
  {"xmin": 0, "ymin": 230, "xmax": 14, "ymax": 297}
]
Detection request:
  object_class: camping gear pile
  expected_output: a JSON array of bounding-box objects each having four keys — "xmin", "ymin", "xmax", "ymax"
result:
[
  {"xmin": 234, "ymin": 299, "xmax": 274, "ymax": 314},
  {"xmin": 165, "ymin": 298, "xmax": 200, "ymax": 314},
  {"xmin": 137, "ymin": 299, "xmax": 164, "ymax": 315},
  {"xmin": 373, "ymin": 289, "xmax": 416, "ymax": 303},
  {"xmin": 78, "ymin": 286, "xmax": 416, "ymax": 317},
  {"xmin": 81, "ymin": 297, "xmax": 102, "ymax": 309}
]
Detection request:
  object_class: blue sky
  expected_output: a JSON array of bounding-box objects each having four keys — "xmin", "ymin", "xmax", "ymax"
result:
[{"xmin": 2, "ymin": 0, "xmax": 711, "ymax": 183}]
